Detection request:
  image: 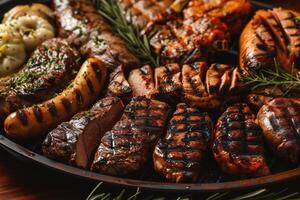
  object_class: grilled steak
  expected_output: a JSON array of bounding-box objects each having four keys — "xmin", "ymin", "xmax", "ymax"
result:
[
  {"xmin": 150, "ymin": 16, "xmax": 229, "ymax": 64},
  {"xmin": 213, "ymin": 103, "xmax": 270, "ymax": 177},
  {"xmin": 257, "ymin": 98, "xmax": 300, "ymax": 163},
  {"xmin": 153, "ymin": 103, "xmax": 212, "ymax": 183},
  {"xmin": 128, "ymin": 65, "xmax": 156, "ymax": 98},
  {"xmin": 184, "ymin": 0, "xmax": 252, "ymax": 34},
  {"xmin": 42, "ymin": 97, "xmax": 124, "ymax": 168},
  {"xmin": 53, "ymin": 0, "xmax": 140, "ymax": 70},
  {"xmin": 0, "ymin": 38, "xmax": 80, "ymax": 121},
  {"xmin": 116, "ymin": 0, "xmax": 173, "ymax": 32},
  {"xmin": 240, "ymin": 8, "xmax": 300, "ymax": 74},
  {"xmin": 91, "ymin": 96, "xmax": 171, "ymax": 175}
]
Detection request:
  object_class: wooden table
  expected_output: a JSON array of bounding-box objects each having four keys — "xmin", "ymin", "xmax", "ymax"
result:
[{"xmin": 0, "ymin": 1, "xmax": 300, "ymax": 200}]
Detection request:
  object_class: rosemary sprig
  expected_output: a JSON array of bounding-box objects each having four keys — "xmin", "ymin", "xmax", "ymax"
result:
[
  {"xmin": 86, "ymin": 183, "xmax": 300, "ymax": 200},
  {"xmin": 92, "ymin": 0, "xmax": 160, "ymax": 67},
  {"xmin": 241, "ymin": 60, "xmax": 300, "ymax": 96}
]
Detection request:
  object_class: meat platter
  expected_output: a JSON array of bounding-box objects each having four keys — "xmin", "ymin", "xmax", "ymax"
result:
[{"xmin": 1, "ymin": 0, "xmax": 300, "ymax": 192}]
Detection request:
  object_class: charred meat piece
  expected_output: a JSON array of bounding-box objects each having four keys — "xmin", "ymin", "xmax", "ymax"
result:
[
  {"xmin": 150, "ymin": 16, "xmax": 229, "ymax": 64},
  {"xmin": 128, "ymin": 65, "xmax": 156, "ymax": 98},
  {"xmin": 91, "ymin": 96, "xmax": 171, "ymax": 175},
  {"xmin": 240, "ymin": 8, "xmax": 300, "ymax": 74},
  {"xmin": 42, "ymin": 97, "xmax": 124, "ymax": 168},
  {"xmin": 184, "ymin": 0, "xmax": 252, "ymax": 34},
  {"xmin": 53, "ymin": 0, "xmax": 140, "ymax": 70},
  {"xmin": 106, "ymin": 65, "xmax": 132, "ymax": 101},
  {"xmin": 155, "ymin": 63, "xmax": 182, "ymax": 102},
  {"xmin": 116, "ymin": 0, "xmax": 173, "ymax": 32},
  {"xmin": 153, "ymin": 103, "xmax": 212, "ymax": 183},
  {"xmin": 0, "ymin": 38, "xmax": 80, "ymax": 121},
  {"xmin": 257, "ymin": 98, "xmax": 300, "ymax": 163},
  {"xmin": 213, "ymin": 103, "xmax": 270, "ymax": 177}
]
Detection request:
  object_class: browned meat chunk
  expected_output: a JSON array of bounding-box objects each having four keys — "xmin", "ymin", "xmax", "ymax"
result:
[
  {"xmin": 42, "ymin": 97, "xmax": 124, "ymax": 168},
  {"xmin": 153, "ymin": 103, "xmax": 212, "ymax": 183},
  {"xmin": 240, "ymin": 8, "xmax": 300, "ymax": 74},
  {"xmin": 0, "ymin": 38, "xmax": 80, "ymax": 121},
  {"xmin": 53, "ymin": 0, "xmax": 140, "ymax": 70},
  {"xmin": 128, "ymin": 65, "xmax": 156, "ymax": 98},
  {"xmin": 257, "ymin": 98, "xmax": 300, "ymax": 163},
  {"xmin": 91, "ymin": 96, "xmax": 171, "ymax": 175},
  {"xmin": 213, "ymin": 103, "xmax": 270, "ymax": 177}
]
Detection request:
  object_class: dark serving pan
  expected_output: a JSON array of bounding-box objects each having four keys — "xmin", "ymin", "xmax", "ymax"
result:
[{"xmin": 1, "ymin": 0, "xmax": 298, "ymax": 193}]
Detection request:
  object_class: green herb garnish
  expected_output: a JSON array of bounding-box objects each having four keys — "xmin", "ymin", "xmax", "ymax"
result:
[{"xmin": 92, "ymin": 0, "xmax": 159, "ymax": 66}]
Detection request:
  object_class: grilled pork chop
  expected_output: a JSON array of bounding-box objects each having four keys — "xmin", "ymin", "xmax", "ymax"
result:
[
  {"xmin": 153, "ymin": 103, "xmax": 212, "ymax": 183},
  {"xmin": 213, "ymin": 103, "xmax": 270, "ymax": 177},
  {"xmin": 184, "ymin": 0, "xmax": 252, "ymax": 34},
  {"xmin": 42, "ymin": 97, "xmax": 124, "ymax": 168},
  {"xmin": 240, "ymin": 8, "xmax": 300, "ymax": 74},
  {"xmin": 257, "ymin": 98, "xmax": 300, "ymax": 163},
  {"xmin": 53, "ymin": 0, "xmax": 140, "ymax": 70},
  {"xmin": 0, "ymin": 38, "xmax": 80, "ymax": 121},
  {"xmin": 91, "ymin": 96, "xmax": 171, "ymax": 175}
]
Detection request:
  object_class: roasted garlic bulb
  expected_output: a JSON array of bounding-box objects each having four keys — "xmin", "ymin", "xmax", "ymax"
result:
[
  {"xmin": 2, "ymin": 3, "xmax": 54, "ymax": 23},
  {"xmin": 0, "ymin": 24, "xmax": 26, "ymax": 77},
  {"xmin": 8, "ymin": 15, "xmax": 55, "ymax": 52}
]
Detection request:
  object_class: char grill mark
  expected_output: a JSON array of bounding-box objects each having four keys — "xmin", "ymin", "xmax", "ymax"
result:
[
  {"xmin": 257, "ymin": 98, "xmax": 300, "ymax": 163},
  {"xmin": 153, "ymin": 103, "xmax": 212, "ymax": 183},
  {"xmin": 91, "ymin": 96, "xmax": 171, "ymax": 175},
  {"xmin": 53, "ymin": 0, "xmax": 140, "ymax": 71},
  {"xmin": 128, "ymin": 65, "xmax": 156, "ymax": 98},
  {"xmin": 42, "ymin": 97, "xmax": 124, "ymax": 168},
  {"xmin": 183, "ymin": 0, "xmax": 252, "ymax": 35},
  {"xmin": 240, "ymin": 8, "xmax": 300, "ymax": 74},
  {"xmin": 213, "ymin": 103, "xmax": 270, "ymax": 177},
  {"xmin": 0, "ymin": 38, "xmax": 80, "ymax": 121}
]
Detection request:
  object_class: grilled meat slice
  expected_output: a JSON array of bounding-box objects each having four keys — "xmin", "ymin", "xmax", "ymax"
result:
[
  {"xmin": 128, "ymin": 65, "xmax": 156, "ymax": 98},
  {"xmin": 155, "ymin": 63, "xmax": 182, "ymax": 102},
  {"xmin": 181, "ymin": 62, "xmax": 220, "ymax": 108},
  {"xmin": 0, "ymin": 38, "xmax": 80, "ymax": 121},
  {"xmin": 42, "ymin": 97, "xmax": 124, "ymax": 168},
  {"xmin": 257, "ymin": 98, "xmax": 300, "ymax": 163},
  {"xmin": 213, "ymin": 103, "xmax": 270, "ymax": 177},
  {"xmin": 116, "ymin": 0, "xmax": 173, "ymax": 32},
  {"xmin": 53, "ymin": 0, "xmax": 140, "ymax": 70},
  {"xmin": 150, "ymin": 16, "xmax": 229, "ymax": 64},
  {"xmin": 153, "ymin": 103, "xmax": 212, "ymax": 183},
  {"xmin": 91, "ymin": 96, "xmax": 171, "ymax": 175},
  {"xmin": 184, "ymin": 0, "xmax": 252, "ymax": 34},
  {"xmin": 240, "ymin": 8, "xmax": 300, "ymax": 74},
  {"xmin": 106, "ymin": 65, "xmax": 132, "ymax": 101}
]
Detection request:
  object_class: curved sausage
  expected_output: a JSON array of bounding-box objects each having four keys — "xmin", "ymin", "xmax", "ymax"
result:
[{"xmin": 4, "ymin": 58, "xmax": 107, "ymax": 139}]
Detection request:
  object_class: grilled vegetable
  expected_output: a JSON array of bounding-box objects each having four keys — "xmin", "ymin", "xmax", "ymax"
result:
[
  {"xmin": 0, "ymin": 38, "xmax": 80, "ymax": 121},
  {"xmin": 8, "ymin": 15, "xmax": 55, "ymax": 52},
  {"xmin": 240, "ymin": 8, "xmax": 300, "ymax": 74},
  {"xmin": 0, "ymin": 24, "xmax": 26, "ymax": 77},
  {"xmin": 91, "ymin": 96, "xmax": 170, "ymax": 175},
  {"xmin": 4, "ymin": 58, "xmax": 107, "ymax": 139},
  {"xmin": 42, "ymin": 97, "xmax": 124, "ymax": 168},
  {"xmin": 257, "ymin": 98, "xmax": 300, "ymax": 163},
  {"xmin": 53, "ymin": 0, "xmax": 140, "ymax": 71},
  {"xmin": 213, "ymin": 103, "xmax": 270, "ymax": 177},
  {"xmin": 153, "ymin": 103, "xmax": 213, "ymax": 183}
]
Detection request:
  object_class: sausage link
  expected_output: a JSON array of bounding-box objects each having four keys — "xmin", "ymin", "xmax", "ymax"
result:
[{"xmin": 4, "ymin": 58, "xmax": 107, "ymax": 139}]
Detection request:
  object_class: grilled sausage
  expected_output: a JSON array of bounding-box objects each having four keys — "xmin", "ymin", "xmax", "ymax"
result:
[
  {"xmin": 213, "ymin": 103, "xmax": 270, "ymax": 177},
  {"xmin": 4, "ymin": 58, "xmax": 107, "ymax": 139},
  {"xmin": 42, "ymin": 97, "xmax": 124, "ymax": 168},
  {"xmin": 257, "ymin": 98, "xmax": 300, "ymax": 163},
  {"xmin": 91, "ymin": 96, "xmax": 171, "ymax": 175},
  {"xmin": 240, "ymin": 8, "xmax": 300, "ymax": 74},
  {"xmin": 153, "ymin": 103, "xmax": 212, "ymax": 183},
  {"xmin": 53, "ymin": 0, "xmax": 140, "ymax": 71}
]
